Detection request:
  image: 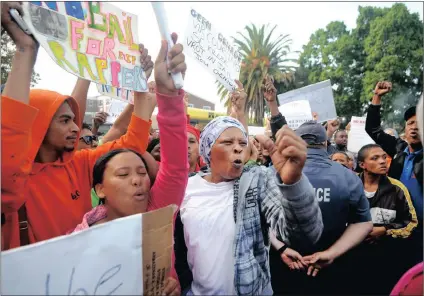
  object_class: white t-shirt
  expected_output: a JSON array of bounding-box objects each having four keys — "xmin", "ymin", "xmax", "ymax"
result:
[
  {"xmin": 181, "ymin": 174, "xmax": 236, "ymax": 295},
  {"xmin": 364, "ymin": 190, "xmax": 376, "ymax": 199}
]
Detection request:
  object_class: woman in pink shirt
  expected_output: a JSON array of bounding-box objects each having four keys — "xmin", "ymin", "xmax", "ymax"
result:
[{"xmin": 70, "ymin": 34, "xmax": 188, "ymax": 296}]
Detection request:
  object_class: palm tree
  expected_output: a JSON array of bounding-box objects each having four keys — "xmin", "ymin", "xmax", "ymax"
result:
[{"xmin": 216, "ymin": 24, "xmax": 297, "ymax": 125}]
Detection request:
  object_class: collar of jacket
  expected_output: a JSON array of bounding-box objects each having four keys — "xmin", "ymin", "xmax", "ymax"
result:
[
  {"xmin": 359, "ymin": 173, "xmax": 392, "ymax": 196},
  {"xmin": 307, "ymin": 147, "xmax": 329, "ymax": 159}
]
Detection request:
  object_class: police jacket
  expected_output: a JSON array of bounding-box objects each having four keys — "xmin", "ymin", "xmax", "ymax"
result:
[{"xmin": 291, "ymin": 148, "xmax": 371, "ymax": 254}]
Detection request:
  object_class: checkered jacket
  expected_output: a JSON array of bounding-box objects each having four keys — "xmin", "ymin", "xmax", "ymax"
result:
[{"xmin": 179, "ymin": 164, "xmax": 323, "ymax": 295}]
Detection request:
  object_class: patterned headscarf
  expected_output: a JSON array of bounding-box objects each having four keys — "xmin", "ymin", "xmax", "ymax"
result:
[{"xmin": 199, "ymin": 116, "xmax": 248, "ymax": 165}]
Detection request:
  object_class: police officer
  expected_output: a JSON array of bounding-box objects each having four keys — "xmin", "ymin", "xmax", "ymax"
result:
[{"xmin": 270, "ymin": 121, "xmax": 373, "ymax": 295}]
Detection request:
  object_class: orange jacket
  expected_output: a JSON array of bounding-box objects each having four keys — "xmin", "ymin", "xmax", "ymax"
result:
[{"xmin": 1, "ymin": 90, "xmax": 151, "ymax": 250}]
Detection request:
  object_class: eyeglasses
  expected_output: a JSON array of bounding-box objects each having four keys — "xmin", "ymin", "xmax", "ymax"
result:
[{"xmin": 79, "ymin": 135, "xmax": 97, "ymax": 145}]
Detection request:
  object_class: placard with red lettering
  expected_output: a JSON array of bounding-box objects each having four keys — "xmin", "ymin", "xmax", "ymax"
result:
[
  {"xmin": 184, "ymin": 8, "xmax": 242, "ymax": 91},
  {"xmin": 21, "ymin": 1, "xmax": 148, "ymax": 92},
  {"xmin": 347, "ymin": 116, "xmax": 375, "ymax": 153}
]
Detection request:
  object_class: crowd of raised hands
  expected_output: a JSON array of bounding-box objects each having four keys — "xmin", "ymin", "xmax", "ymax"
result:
[{"xmin": 1, "ymin": 2, "xmax": 423, "ymax": 296}]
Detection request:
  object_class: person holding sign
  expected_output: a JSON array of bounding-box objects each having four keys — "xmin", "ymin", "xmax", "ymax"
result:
[
  {"xmin": 176, "ymin": 116, "xmax": 323, "ymax": 295},
  {"xmin": 0, "ymin": 1, "xmax": 186, "ymax": 253}
]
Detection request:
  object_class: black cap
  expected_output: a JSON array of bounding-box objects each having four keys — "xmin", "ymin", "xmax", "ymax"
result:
[
  {"xmin": 295, "ymin": 121, "xmax": 327, "ymax": 145},
  {"xmin": 404, "ymin": 106, "xmax": 416, "ymax": 122}
]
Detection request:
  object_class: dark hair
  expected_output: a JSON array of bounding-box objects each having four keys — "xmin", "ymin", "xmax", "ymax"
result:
[
  {"xmin": 92, "ymin": 149, "xmax": 148, "ymax": 204},
  {"xmin": 82, "ymin": 122, "xmax": 92, "ymax": 131},
  {"xmin": 330, "ymin": 151, "xmax": 349, "ymax": 161},
  {"xmin": 147, "ymin": 138, "xmax": 160, "ymax": 153},
  {"xmin": 356, "ymin": 144, "xmax": 382, "ymax": 172},
  {"xmin": 334, "ymin": 129, "xmax": 347, "ymax": 138}
]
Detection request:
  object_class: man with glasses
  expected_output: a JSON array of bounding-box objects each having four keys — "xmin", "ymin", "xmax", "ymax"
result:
[{"xmin": 77, "ymin": 123, "xmax": 98, "ymax": 150}]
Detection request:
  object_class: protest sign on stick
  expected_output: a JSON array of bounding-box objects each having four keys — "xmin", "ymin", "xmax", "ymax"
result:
[
  {"xmin": 1, "ymin": 205, "xmax": 176, "ymax": 295},
  {"xmin": 277, "ymin": 80, "xmax": 337, "ymax": 123},
  {"xmin": 347, "ymin": 116, "xmax": 375, "ymax": 153},
  {"xmin": 278, "ymin": 100, "xmax": 313, "ymax": 130},
  {"xmin": 184, "ymin": 8, "xmax": 242, "ymax": 91},
  {"xmin": 21, "ymin": 1, "xmax": 148, "ymax": 92}
]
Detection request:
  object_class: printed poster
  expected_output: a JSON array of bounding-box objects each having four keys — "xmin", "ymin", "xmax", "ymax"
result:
[
  {"xmin": 277, "ymin": 80, "xmax": 337, "ymax": 123},
  {"xmin": 347, "ymin": 116, "xmax": 375, "ymax": 153},
  {"xmin": 278, "ymin": 100, "xmax": 313, "ymax": 130},
  {"xmin": 21, "ymin": 1, "xmax": 148, "ymax": 92},
  {"xmin": 184, "ymin": 8, "xmax": 242, "ymax": 91}
]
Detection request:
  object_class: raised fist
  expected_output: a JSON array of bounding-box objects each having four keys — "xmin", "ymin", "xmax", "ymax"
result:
[{"xmin": 374, "ymin": 81, "xmax": 392, "ymax": 97}]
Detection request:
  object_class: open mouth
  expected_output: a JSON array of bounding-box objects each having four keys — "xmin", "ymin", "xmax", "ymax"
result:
[
  {"xmin": 232, "ymin": 159, "xmax": 243, "ymax": 169},
  {"xmin": 133, "ymin": 190, "xmax": 146, "ymax": 201}
]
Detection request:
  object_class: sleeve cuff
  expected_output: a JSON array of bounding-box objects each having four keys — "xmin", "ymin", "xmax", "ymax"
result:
[
  {"xmin": 275, "ymin": 173, "xmax": 313, "ymax": 202},
  {"xmin": 1, "ymin": 95, "xmax": 39, "ymax": 130},
  {"xmin": 129, "ymin": 113, "xmax": 152, "ymax": 131}
]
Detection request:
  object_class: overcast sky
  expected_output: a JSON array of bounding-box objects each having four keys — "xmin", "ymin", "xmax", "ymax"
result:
[{"xmin": 32, "ymin": 1, "xmax": 423, "ymax": 112}]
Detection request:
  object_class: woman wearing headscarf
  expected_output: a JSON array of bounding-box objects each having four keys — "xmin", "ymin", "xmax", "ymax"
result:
[{"xmin": 174, "ymin": 116, "xmax": 323, "ymax": 295}]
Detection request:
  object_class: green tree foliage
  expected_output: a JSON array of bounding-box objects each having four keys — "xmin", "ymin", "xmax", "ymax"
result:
[
  {"xmin": 299, "ymin": 4, "xmax": 423, "ymax": 125},
  {"xmin": 216, "ymin": 24, "xmax": 296, "ymax": 125},
  {"xmin": 1, "ymin": 31, "xmax": 40, "ymax": 86}
]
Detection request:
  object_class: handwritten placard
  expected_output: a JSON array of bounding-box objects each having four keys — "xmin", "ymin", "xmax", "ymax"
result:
[
  {"xmin": 347, "ymin": 116, "xmax": 375, "ymax": 153},
  {"xmin": 184, "ymin": 8, "xmax": 242, "ymax": 91},
  {"xmin": 97, "ymin": 83, "xmax": 135, "ymax": 104},
  {"xmin": 279, "ymin": 100, "xmax": 313, "ymax": 130},
  {"xmin": 1, "ymin": 206, "xmax": 175, "ymax": 295},
  {"xmin": 106, "ymin": 99, "xmax": 128, "ymax": 124},
  {"xmin": 278, "ymin": 80, "xmax": 337, "ymax": 123},
  {"xmin": 22, "ymin": 1, "xmax": 148, "ymax": 92}
]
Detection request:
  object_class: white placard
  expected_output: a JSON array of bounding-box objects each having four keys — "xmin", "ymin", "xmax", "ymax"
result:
[
  {"xmin": 277, "ymin": 80, "xmax": 337, "ymax": 123},
  {"xmin": 97, "ymin": 84, "xmax": 135, "ymax": 104},
  {"xmin": 279, "ymin": 100, "xmax": 313, "ymax": 130},
  {"xmin": 21, "ymin": 2, "xmax": 148, "ymax": 92},
  {"xmin": 184, "ymin": 8, "xmax": 242, "ymax": 91},
  {"xmin": 1, "ymin": 205, "xmax": 175, "ymax": 296},
  {"xmin": 2, "ymin": 214, "xmax": 143, "ymax": 295},
  {"xmin": 106, "ymin": 99, "xmax": 128, "ymax": 124},
  {"xmin": 248, "ymin": 126, "xmax": 265, "ymax": 136},
  {"xmin": 347, "ymin": 116, "xmax": 375, "ymax": 153}
]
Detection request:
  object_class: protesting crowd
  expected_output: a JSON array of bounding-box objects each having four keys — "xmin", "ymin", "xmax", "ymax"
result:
[{"xmin": 1, "ymin": 2, "xmax": 423, "ymax": 295}]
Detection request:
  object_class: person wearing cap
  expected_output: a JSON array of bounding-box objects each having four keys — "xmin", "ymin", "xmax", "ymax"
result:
[
  {"xmin": 365, "ymin": 81, "xmax": 423, "ymax": 269},
  {"xmin": 269, "ymin": 120, "xmax": 372, "ymax": 295}
]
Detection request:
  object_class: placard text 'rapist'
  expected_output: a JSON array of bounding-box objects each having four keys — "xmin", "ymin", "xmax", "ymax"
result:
[
  {"xmin": 184, "ymin": 9, "xmax": 242, "ymax": 91},
  {"xmin": 22, "ymin": 1, "xmax": 148, "ymax": 92}
]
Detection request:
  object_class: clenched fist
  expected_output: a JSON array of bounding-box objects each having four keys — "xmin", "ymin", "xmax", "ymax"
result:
[
  {"xmin": 255, "ymin": 126, "xmax": 307, "ymax": 185},
  {"xmin": 374, "ymin": 81, "xmax": 392, "ymax": 97}
]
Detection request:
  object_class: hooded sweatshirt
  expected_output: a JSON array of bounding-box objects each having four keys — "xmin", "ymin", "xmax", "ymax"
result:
[{"xmin": 1, "ymin": 90, "xmax": 151, "ymax": 250}]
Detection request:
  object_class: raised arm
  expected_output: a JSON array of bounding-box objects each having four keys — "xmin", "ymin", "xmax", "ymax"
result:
[
  {"xmin": 365, "ymin": 82, "xmax": 401, "ymax": 158},
  {"xmin": 1, "ymin": 2, "xmax": 39, "ymax": 198},
  {"xmin": 263, "ymin": 75, "xmax": 288, "ymax": 138},
  {"xmin": 74, "ymin": 44, "xmax": 155, "ymax": 184},
  {"xmin": 256, "ymin": 127, "xmax": 323, "ymax": 245},
  {"xmin": 71, "ymin": 78, "xmax": 90, "ymax": 125},
  {"xmin": 148, "ymin": 33, "xmax": 189, "ymax": 210}
]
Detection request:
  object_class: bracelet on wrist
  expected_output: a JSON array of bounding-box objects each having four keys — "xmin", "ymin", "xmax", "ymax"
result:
[{"xmin": 277, "ymin": 245, "xmax": 288, "ymax": 254}]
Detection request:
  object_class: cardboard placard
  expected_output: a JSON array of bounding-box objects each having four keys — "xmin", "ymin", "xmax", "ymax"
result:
[
  {"xmin": 184, "ymin": 8, "xmax": 242, "ymax": 91},
  {"xmin": 1, "ymin": 205, "xmax": 175, "ymax": 295},
  {"xmin": 22, "ymin": 1, "xmax": 148, "ymax": 92},
  {"xmin": 278, "ymin": 100, "xmax": 313, "ymax": 130},
  {"xmin": 347, "ymin": 116, "xmax": 375, "ymax": 153},
  {"xmin": 277, "ymin": 80, "xmax": 337, "ymax": 123}
]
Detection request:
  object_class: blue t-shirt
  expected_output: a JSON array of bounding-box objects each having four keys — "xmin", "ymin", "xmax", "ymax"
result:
[{"xmin": 400, "ymin": 147, "xmax": 423, "ymax": 222}]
